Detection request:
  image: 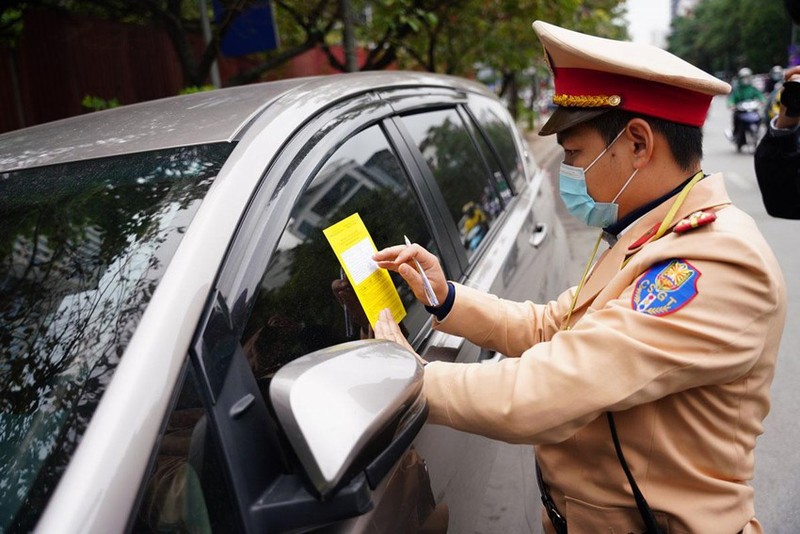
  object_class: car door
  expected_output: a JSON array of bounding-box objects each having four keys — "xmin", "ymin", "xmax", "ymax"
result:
[
  {"xmin": 385, "ymin": 92, "xmax": 569, "ymax": 532},
  {"xmin": 206, "ymin": 85, "xmax": 553, "ymax": 532}
]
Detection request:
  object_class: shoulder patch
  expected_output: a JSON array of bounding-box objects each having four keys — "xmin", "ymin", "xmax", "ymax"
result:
[
  {"xmin": 631, "ymin": 259, "xmax": 701, "ymax": 316},
  {"xmin": 674, "ymin": 210, "xmax": 717, "ymax": 234}
]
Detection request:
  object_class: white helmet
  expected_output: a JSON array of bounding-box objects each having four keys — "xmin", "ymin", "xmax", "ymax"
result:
[{"xmin": 738, "ymin": 67, "xmax": 753, "ymax": 78}]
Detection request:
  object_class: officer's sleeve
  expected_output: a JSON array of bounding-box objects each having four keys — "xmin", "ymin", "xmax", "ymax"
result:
[
  {"xmin": 754, "ymin": 127, "xmax": 800, "ymax": 219},
  {"xmin": 431, "ymin": 282, "xmax": 576, "ymax": 357},
  {"xmin": 422, "ymin": 232, "xmax": 784, "ymax": 445}
]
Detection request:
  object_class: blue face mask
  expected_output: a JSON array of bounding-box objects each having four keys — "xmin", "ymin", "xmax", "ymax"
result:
[{"xmin": 559, "ymin": 129, "xmax": 638, "ymax": 228}]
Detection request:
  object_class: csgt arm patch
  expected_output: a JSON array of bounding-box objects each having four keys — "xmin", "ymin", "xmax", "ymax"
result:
[{"xmin": 631, "ymin": 259, "xmax": 701, "ymax": 317}]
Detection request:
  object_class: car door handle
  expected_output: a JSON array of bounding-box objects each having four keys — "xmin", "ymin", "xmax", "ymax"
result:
[
  {"xmin": 422, "ymin": 330, "xmax": 463, "ymax": 363},
  {"xmin": 478, "ymin": 348, "xmax": 503, "ymax": 363},
  {"xmin": 529, "ymin": 222, "xmax": 549, "ymax": 248},
  {"xmin": 422, "ymin": 345, "xmax": 459, "ymax": 363}
]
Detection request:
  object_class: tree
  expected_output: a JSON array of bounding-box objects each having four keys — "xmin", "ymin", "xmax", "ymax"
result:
[
  {"xmin": 362, "ymin": 0, "xmax": 628, "ymax": 118},
  {"xmin": 668, "ymin": 0, "xmax": 791, "ymax": 77},
  {"xmin": 2, "ymin": 0, "xmax": 630, "ymax": 119}
]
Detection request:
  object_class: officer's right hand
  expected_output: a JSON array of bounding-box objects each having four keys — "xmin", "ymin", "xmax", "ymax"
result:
[{"xmin": 373, "ymin": 242, "xmax": 448, "ymax": 307}]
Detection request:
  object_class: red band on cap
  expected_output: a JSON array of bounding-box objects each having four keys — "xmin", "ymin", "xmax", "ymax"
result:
[{"xmin": 553, "ymin": 67, "xmax": 712, "ymax": 127}]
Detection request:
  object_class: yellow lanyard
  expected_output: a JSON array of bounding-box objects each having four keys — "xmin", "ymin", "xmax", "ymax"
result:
[{"xmin": 562, "ymin": 171, "xmax": 705, "ymax": 330}]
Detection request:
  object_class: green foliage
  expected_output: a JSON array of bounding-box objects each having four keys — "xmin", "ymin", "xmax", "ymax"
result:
[
  {"xmin": 357, "ymin": 0, "xmax": 627, "ymax": 76},
  {"xmin": 80, "ymin": 95, "xmax": 120, "ymax": 111},
  {"xmin": 179, "ymin": 84, "xmax": 216, "ymax": 95},
  {"xmin": 13, "ymin": 0, "xmax": 628, "ymax": 122},
  {"xmin": 668, "ymin": 0, "xmax": 792, "ymax": 76},
  {"xmin": 0, "ymin": 7, "xmax": 25, "ymax": 47}
]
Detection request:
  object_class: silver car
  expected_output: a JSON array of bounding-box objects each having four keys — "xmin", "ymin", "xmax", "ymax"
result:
[{"xmin": 0, "ymin": 71, "xmax": 568, "ymax": 533}]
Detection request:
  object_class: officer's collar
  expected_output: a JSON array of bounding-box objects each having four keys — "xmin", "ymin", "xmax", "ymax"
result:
[{"xmin": 602, "ymin": 173, "xmax": 703, "ymax": 245}]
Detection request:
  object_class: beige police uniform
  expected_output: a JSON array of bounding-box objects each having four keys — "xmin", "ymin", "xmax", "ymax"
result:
[
  {"xmin": 422, "ymin": 173, "xmax": 785, "ymax": 533},
  {"xmin": 416, "ymin": 20, "xmax": 787, "ymax": 533}
]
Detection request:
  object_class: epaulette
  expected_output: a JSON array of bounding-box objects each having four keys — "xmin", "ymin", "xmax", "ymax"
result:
[
  {"xmin": 628, "ymin": 223, "xmax": 660, "ymax": 251},
  {"xmin": 673, "ymin": 210, "xmax": 717, "ymax": 234}
]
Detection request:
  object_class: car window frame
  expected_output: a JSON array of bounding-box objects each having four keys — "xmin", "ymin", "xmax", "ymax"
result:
[{"xmin": 389, "ymin": 103, "xmax": 514, "ymax": 276}]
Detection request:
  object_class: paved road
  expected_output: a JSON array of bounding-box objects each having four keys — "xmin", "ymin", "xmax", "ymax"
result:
[{"xmin": 476, "ymin": 97, "xmax": 799, "ymax": 533}]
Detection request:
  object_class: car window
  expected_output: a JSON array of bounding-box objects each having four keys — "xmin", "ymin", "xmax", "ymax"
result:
[
  {"xmin": 240, "ymin": 124, "xmax": 439, "ymax": 382},
  {"xmin": 463, "ymin": 109, "xmax": 513, "ymax": 205},
  {"xmin": 400, "ymin": 108, "xmax": 501, "ymax": 256},
  {"xmin": 0, "ymin": 143, "xmax": 234, "ymax": 531},
  {"xmin": 131, "ymin": 365, "xmax": 239, "ymax": 533},
  {"xmin": 467, "ymin": 95, "xmax": 527, "ymax": 192}
]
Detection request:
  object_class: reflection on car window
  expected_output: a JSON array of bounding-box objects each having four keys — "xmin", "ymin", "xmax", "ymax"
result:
[
  {"xmin": 0, "ymin": 143, "xmax": 233, "ymax": 531},
  {"xmin": 464, "ymin": 110, "xmax": 513, "ymax": 205},
  {"xmin": 241, "ymin": 125, "xmax": 438, "ymax": 382},
  {"xmin": 132, "ymin": 367, "xmax": 238, "ymax": 533},
  {"xmin": 401, "ymin": 109, "xmax": 501, "ymax": 255},
  {"xmin": 467, "ymin": 95, "xmax": 527, "ymax": 191}
]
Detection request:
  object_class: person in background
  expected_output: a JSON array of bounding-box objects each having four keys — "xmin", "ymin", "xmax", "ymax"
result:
[
  {"xmin": 764, "ymin": 65, "xmax": 784, "ymax": 96},
  {"xmin": 374, "ymin": 20, "xmax": 786, "ymax": 534},
  {"xmin": 729, "ymin": 67, "xmax": 766, "ymax": 106},
  {"xmin": 764, "ymin": 65, "xmax": 785, "ymax": 125},
  {"xmin": 754, "ymin": 65, "xmax": 800, "ymax": 219},
  {"xmin": 727, "ymin": 67, "xmax": 767, "ymax": 142}
]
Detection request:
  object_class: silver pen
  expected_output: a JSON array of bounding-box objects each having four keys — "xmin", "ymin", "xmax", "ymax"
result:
[{"xmin": 403, "ymin": 235, "xmax": 439, "ymax": 307}]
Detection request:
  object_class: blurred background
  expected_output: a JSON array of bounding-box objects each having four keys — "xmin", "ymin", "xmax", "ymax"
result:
[{"xmin": 0, "ymin": 0, "xmax": 796, "ymax": 135}]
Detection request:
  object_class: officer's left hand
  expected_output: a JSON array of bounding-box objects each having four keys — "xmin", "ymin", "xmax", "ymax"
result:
[{"xmin": 374, "ymin": 309, "xmax": 427, "ymax": 366}]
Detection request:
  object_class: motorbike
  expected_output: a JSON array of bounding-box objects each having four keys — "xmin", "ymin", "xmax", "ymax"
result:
[{"xmin": 728, "ymin": 99, "xmax": 763, "ymax": 153}]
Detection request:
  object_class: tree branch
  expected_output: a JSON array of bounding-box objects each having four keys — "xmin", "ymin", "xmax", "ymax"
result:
[{"xmin": 226, "ymin": 40, "xmax": 316, "ymax": 85}]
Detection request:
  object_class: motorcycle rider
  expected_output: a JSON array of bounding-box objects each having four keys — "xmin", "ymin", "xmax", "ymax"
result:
[
  {"xmin": 765, "ymin": 65, "xmax": 784, "ymax": 95},
  {"xmin": 764, "ymin": 65, "xmax": 785, "ymax": 124},
  {"xmin": 727, "ymin": 67, "xmax": 766, "ymax": 148}
]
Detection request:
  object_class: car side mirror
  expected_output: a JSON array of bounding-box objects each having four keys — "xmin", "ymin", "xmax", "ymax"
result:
[{"xmin": 269, "ymin": 339, "xmax": 426, "ymax": 499}]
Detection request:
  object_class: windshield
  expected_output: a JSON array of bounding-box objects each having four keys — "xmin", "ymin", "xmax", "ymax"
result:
[{"xmin": 0, "ymin": 142, "xmax": 234, "ymax": 531}]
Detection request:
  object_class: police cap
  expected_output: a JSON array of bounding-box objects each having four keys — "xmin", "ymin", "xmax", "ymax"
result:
[{"xmin": 532, "ymin": 21, "xmax": 731, "ymax": 136}]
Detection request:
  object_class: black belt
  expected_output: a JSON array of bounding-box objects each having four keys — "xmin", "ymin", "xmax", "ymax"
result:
[{"xmin": 535, "ymin": 461, "xmax": 567, "ymax": 534}]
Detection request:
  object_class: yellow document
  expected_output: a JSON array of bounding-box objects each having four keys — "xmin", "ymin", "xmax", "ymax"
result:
[{"xmin": 323, "ymin": 213, "xmax": 406, "ymax": 327}]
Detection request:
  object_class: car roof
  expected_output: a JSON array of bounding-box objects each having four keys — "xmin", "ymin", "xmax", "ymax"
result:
[{"xmin": 0, "ymin": 71, "xmax": 492, "ymax": 172}]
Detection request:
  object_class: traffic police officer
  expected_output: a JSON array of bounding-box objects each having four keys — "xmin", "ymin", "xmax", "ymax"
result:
[{"xmin": 374, "ymin": 20, "xmax": 786, "ymax": 534}]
